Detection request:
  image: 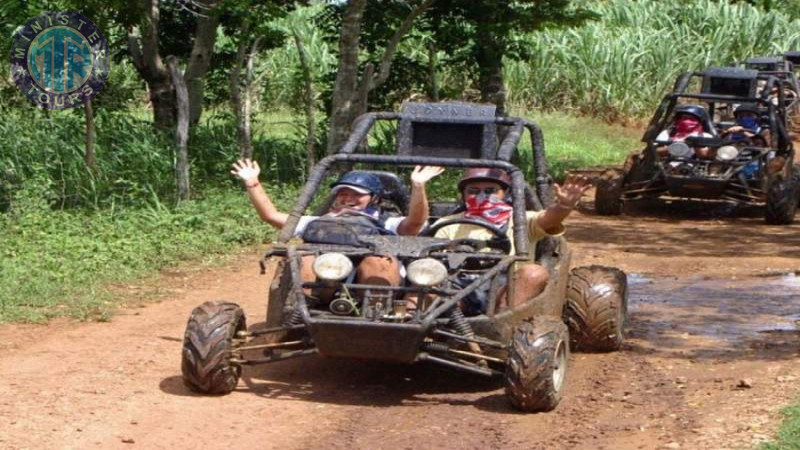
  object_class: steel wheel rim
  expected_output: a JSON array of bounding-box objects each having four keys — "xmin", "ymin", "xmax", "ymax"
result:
[{"xmin": 552, "ymin": 339, "xmax": 567, "ymax": 391}]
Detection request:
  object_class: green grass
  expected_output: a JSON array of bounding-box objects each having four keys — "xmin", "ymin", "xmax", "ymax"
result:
[
  {"xmin": 0, "ymin": 187, "xmax": 297, "ymax": 323},
  {"xmin": 519, "ymin": 110, "xmax": 641, "ymax": 178},
  {"xmin": 762, "ymin": 403, "xmax": 800, "ymax": 450}
]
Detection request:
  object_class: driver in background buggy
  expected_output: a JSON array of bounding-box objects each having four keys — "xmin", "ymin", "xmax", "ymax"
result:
[
  {"xmin": 425, "ymin": 168, "xmax": 590, "ymax": 316},
  {"xmin": 231, "ymin": 158, "xmax": 444, "ymax": 301},
  {"xmin": 655, "ymin": 104, "xmax": 715, "ymax": 159}
]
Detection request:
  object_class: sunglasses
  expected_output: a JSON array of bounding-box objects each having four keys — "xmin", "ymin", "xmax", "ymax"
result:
[{"xmin": 465, "ymin": 187, "xmax": 501, "ymax": 196}]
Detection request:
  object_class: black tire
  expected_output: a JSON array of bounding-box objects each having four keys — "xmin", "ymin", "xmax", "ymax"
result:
[
  {"xmin": 765, "ymin": 168, "xmax": 800, "ymax": 225},
  {"xmin": 181, "ymin": 301, "xmax": 246, "ymax": 395},
  {"xmin": 565, "ymin": 266, "xmax": 628, "ymax": 352},
  {"xmin": 505, "ymin": 318, "xmax": 570, "ymax": 412},
  {"xmin": 595, "ymin": 169, "xmax": 624, "ymax": 215}
]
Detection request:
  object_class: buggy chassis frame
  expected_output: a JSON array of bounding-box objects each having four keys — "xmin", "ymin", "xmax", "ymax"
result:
[{"xmin": 232, "ymin": 113, "xmax": 570, "ymax": 378}]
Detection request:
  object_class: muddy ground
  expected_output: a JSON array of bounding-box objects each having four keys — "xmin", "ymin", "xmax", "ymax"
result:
[{"xmin": 0, "ymin": 193, "xmax": 799, "ymax": 450}]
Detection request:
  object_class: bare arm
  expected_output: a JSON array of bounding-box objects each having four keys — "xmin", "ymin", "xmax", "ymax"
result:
[
  {"xmin": 397, "ymin": 166, "xmax": 444, "ymax": 235},
  {"xmin": 231, "ymin": 159, "xmax": 289, "ymax": 229},
  {"xmin": 536, "ymin": 175, "xmax": 590, "ymax": 233}
]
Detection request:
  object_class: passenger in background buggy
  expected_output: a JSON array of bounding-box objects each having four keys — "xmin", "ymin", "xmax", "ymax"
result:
[
  {"xmin": 231, "ymin": 158, "xmax": 443, "ymax": 302},
  {"xmin": 722, "ymin": 103, "xmax": 770, "ymax": 147}
]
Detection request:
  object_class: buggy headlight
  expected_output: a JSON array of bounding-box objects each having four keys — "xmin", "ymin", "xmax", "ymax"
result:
[
  {"xmin": 312, "ymin": 253, "xmax": 353, "ymax": 281},
  {"xmin": 667, "ymin": 142, "xmax": 693, "ymax": 158},
  {"xmin": 407, "ymin": 258, "xmax": 448, "ymax": 287},
  {"xmin": 716, "ymin": 145, "xmax": 739, "ymax": 161}
]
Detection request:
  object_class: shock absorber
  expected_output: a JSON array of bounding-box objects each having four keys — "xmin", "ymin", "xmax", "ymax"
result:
[
  {"xmin": 448, "ymin": 306, "xmax": 475, "ymax": 338},
  {"xmin": 282, "ymin": 306, "xmax": 304, "ymax": 327},
  {"xmin": 421, "ymin": 341, "xmax": 451, "ymax": 353}
]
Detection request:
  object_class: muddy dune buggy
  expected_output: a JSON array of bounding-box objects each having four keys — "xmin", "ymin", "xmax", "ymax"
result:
[
  {"xmin": 181, "ymin": 102, "xmax": 628, "ymax": 412},
  {"xmin": 596, "ymin": 67, "xmax": 800, "ymax": 224},
  {"xmin": 738, "ymin": 56, "xmax": 800, "ymax": 118}
]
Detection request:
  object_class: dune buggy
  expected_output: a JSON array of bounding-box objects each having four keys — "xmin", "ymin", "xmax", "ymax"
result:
[
  {"xmin": 738, "ymin": 56, "xmax": 800, "ymax": 119},
  {"xmin": 180, "ymin": 102, "xmax": 628, "ymax": 412},
  {"xmin": 596, "ymin": 67, "xmax": 800, "ymax": 224}
]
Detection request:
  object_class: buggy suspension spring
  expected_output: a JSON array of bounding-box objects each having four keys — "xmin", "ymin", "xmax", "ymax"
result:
[
  {"xmin": 282, "ymin": 307, "xmax": 304, "ymax": 327},
  {"xmin": 448, "ymin": 307, "xmax": 475, "ymax": 338},
  {"xmin": 422, "ymin": 341, "xmax": 451, "ymax": 354}
]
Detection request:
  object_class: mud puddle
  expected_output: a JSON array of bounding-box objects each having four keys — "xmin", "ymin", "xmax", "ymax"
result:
[{"xmin": 627, "ymin": 272, "xmax": 800, "ymax": 359}]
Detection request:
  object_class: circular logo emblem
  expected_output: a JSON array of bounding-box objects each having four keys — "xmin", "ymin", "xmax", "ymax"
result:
[{"xmin": 9, "ymin": 11, "xmax": 109, "ymax": 110}]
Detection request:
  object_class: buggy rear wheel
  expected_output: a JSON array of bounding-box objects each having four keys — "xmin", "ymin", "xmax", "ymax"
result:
[
  {"xmin": 565, "ymin": 266, "xmax": 628, "ymax": 352},
  {"xmin": 181, "ymin": 301, "xmax": 246, "ymax": 395},
  {"xmin": 505, "ymin": 318, "xmax": 569, "ymax": 412},
  {"xmin": 765, "ymin": 167, "xmax": 800, "ymax": 225},
  {"xmin": 595, "ymin": 169, "xmax": 624, "ymax": 215}
]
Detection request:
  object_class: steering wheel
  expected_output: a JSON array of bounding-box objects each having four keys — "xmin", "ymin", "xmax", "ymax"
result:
[{"xmin": 420, "ymin": 217, "xmax": 512, "ymax": 254}]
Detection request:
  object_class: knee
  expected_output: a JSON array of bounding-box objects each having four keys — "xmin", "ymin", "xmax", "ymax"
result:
[{"xmin": 519, "ymin": 263, "xmax": 549, "ymax": 286}]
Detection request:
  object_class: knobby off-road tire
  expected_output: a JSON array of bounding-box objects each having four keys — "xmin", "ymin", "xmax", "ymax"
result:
[
  {"xmin": 765, "ymin": 167, "xmax": 800, "ymax": 225},
  {"xmin": 505, "ymin": 318, "xmax": 570, "ymax": 412},
  {"xmin": 595, "ymin": 169, "xmax": 624, "ymax": 216},
  {"xmin": 565, "ymin": 266, "xmax": 628, "ymax": 352},
  {"xmin": 182, "ymin": 301, "xmax": 246, "ymax": 395}
]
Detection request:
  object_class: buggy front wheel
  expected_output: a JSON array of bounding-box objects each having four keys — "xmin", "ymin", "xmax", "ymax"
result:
[
  {"xmin": 181, "ymin": 301, "xmax": 246, "ymax": 395},
  {"xmin": 565, "ymin": 266, "xmax": 628, "ymax": 352},
  {"xmin": 595, "ymin": 169, "xmax": 624, "ymax": 215},
  {"xmin": 765, "ymin": 167, "xmax": 800, "ymax": 225},
  {"xmin": 505, "ymin": 318, "xmax": 569, "ymax": 412}
]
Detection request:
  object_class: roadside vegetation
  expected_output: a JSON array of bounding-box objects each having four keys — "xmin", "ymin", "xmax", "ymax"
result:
[{"xmin": 0, "ymin": 0, "xmax": 796, "ymax": 325}]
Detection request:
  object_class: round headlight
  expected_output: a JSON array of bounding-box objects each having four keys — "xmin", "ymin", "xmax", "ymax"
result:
[
  {"xmin": 716, "ymin": 145, "xmax": 739, "ymax": 161},
  {"xmin": 406, "ymin": 258, "xmax": 448, "ymax": 287},
  {"xmin": 667, "ymin": 142, "xmax": 693, "ymax": 158},
  {"xmin": 312, "ymin": 253, "xmax": 353, "ymax": 281}
]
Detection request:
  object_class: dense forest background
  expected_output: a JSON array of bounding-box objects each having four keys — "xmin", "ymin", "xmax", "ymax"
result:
[{"xmin": 1, "ymin": 0, "xmax": 799, "ymax": 322}]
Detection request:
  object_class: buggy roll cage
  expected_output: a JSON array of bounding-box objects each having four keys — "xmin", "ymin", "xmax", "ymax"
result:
[
  {"xmin": 642, "ymin": 69, "xmax": 793, "ymax": 156},
  {"xmin": 276, "ymin": 103, "xmax": 556, "ymax": 247}
]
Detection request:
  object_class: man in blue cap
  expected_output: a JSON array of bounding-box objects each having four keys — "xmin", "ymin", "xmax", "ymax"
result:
[{"xmin": 231, "ymin": 158, "xmax": 443, "ymax": 297}]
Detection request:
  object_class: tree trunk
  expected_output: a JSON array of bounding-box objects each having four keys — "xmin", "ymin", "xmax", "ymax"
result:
[
  {"xmin": 230, "ymin": 36, "xmax": 247, "ymax": 158},
  {"xmin": 185, "ymin": 9, "xmax": 219, "ymax": 125},
  {"xmin": 167, "ymin": 56, "xmax": 190, "ymax": 201},
  {"xmin": 367, "ymin": 0, "xmax": 435, "ymax": 91},
  {"xmin": 475, "ymin": 29, "xmax": 507, "ymax": 116},
  {"xmin": 126, "ymin": 0, "xmax": 176, "ymax": 129},
  {"xmin": 84, "ymin": 99, "xmax": 96, "ymax": 170},
  {"xmin": 230, "ymin": 32, "xmax": 258, "ymax": 160},
  {"xmin": 325, "ymin": 0, "xmax": 368, "ymax": 155},
  {"xmin": 292, "ymin": 28, "xmax": 316, "ymax": 169},
  {"xmin": 427, "ymin": 42, "xmax": 439, "ymax": 102},
  {"xmin": 326, "ymin": 0, "xmax": 435, "ymax": 155}
]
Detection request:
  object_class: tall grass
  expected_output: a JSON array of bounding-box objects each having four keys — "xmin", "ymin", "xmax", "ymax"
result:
[
  {"xmin": 505, "ymin": 0, "xmax": 800, "ymax": 120},
  {"xmin": 0, "ymin": 107, "xmax": 308, "ymax": 211}
]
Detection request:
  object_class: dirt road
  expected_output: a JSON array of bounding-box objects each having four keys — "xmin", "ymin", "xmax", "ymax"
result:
[{"xmin": 0, "ymin": 197, "xmax": 799, "ymax": 450}]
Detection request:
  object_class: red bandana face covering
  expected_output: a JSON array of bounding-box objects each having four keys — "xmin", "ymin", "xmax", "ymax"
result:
[
  {"xmin": 672, "ymin": 117, "xmax": 702, "ymax": 140},
  {"xmin": 464, "ymin": 193, "xmax": 513, "ymax": 225}
]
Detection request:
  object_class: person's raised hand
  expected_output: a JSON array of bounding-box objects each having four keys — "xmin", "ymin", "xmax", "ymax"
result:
[
  {"xmin": 554, "ymin": 174, "xmax": 591, "ymax": 209},
  {"xmin": 230, "ymin": 158, "xmax": 261, "ymax": 187},
  {"xmin": 410, "ymin": 165, "xmax": 445, "ymax": 185}
]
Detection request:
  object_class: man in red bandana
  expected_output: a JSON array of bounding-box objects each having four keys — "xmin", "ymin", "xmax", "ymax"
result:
[
  {"xmin": 432, "ymin": 168, "xmax": 589, "ymax": 314},
  {"xmin": 655, "ymin": 104, "xmax": 715, "ymax": 158}
]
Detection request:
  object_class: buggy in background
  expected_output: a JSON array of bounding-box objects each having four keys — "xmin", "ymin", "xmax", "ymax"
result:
[{"xmin": 595, "ymin": 67, "xmax": 800, "ymax": 224}]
